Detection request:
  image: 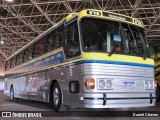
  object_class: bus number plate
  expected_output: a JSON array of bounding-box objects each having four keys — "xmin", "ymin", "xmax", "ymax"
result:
[{"xmin": 123, "ymin": 82, "xmax": 135, "ymax": 88}]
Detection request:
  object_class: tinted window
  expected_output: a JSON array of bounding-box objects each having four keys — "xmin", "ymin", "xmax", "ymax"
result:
[
  {"xmin": 33, "ymin": 38, "xmax": 46, "ymax": 58},
  {"xmin": 24, "ymin": 46, "xmax": 33, "ymax": 62},
  {"xmin": 46, "ymin": 25, "xmax": 64, "ymax": 52},
  {"xmin": 81, "ymin": 18, "xmax": 149, "ymax": 58},
  {"xmin": 66, "ymin": 21, "xmax": 80, "ymax": 59}
]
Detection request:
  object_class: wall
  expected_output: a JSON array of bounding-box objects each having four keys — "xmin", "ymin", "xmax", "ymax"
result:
[{"xmin": 0, "ymin": 77, "xmax": 4, "ymax": 91}]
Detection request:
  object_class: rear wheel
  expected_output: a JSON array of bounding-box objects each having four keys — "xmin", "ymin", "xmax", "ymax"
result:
[{"xmin": 52, "ymin": 82, "xmax": 62, "ymax": 112}]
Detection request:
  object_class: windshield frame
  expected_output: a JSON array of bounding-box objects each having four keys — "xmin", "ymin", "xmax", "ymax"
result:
[{"xmin": 80, "ymin": 17, "xmax": 151, "ymax": 58}]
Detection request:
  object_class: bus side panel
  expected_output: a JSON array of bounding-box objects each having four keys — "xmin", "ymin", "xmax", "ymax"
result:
[{"xmin": 60, "ymin": 63, "xmax": 84, "ymax": 107}]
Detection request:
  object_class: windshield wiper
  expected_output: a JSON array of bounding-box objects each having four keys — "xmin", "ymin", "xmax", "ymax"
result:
[{"xmin": 108, "ymin": 47, "xmax": 116, "ymax": 56}]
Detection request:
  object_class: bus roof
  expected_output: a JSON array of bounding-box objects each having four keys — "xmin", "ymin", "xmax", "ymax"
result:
[{"xmin": 6, "ymin": 9, "xmax": 143, "ymax": 61}]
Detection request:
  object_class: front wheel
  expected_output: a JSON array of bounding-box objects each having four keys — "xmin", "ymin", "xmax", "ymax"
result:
[{"xmin": 52, "ymin": 82, "xmax": 62, "ymax": 112}]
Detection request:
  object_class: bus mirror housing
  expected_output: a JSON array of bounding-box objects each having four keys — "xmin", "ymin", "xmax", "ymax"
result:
[{"xmin": 69, "ymin": 81, "xmax": 79, "ymax": 93}]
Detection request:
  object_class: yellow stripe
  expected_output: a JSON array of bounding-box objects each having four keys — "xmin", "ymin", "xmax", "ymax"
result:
[
  {"xmin": 82, "ymin": 52, "xmax": 154, "ymax": 65},
  {"xmin": 5, "ymin": 48, "xmax": 63, "ymax": 74},
  {"xmin": 6, "ymin": 58, "xmax": 82, "ymax": 79}
]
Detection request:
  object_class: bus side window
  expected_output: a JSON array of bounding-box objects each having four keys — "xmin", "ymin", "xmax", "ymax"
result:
[
  {"xmin": 66, "ymin": 21, "xmax": 80, "ymax": 59},
  {"xmin": 33, "ymin": 38, "xmax": 46, "ymax": 58},
  {"xmin": 5, "ymin": 60, "xmax": 10, "ymax": 71},
  {"xmin": 24, "ymin": 46, "xmax": 33, "ymax": 62},
  {"xmin": 17, "ymin": 52, "xmax": 24, "ymax": 65},
  {"xmin": 46, "ymin": 25, "xmax": 64, "ymax": 52},
  {"xmin": 10, "ymin": 57, "xmax": 16, "ymax": 68},
  {"xmin": 46, "ymin": 32, "xmax": 58, "ymax": 52}
]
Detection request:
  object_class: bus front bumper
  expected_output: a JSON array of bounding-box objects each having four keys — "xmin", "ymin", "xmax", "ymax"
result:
[{"xmin": 80, "ymin": 93, "xmax": 156, "ymax": 108}]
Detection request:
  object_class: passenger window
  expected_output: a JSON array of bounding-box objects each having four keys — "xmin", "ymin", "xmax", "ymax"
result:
[
  {"xmin": 46, "ymin": 25, "xmax": 64, "ymax": 52},
  {"xmin": 17, "ymin": 52, "xmax": 24, "ymax": 65},
  {"xmin": 24, "ymin": 46, "xmax": 33, "ymax": 62},
  {"xmin": 66, "ymin": 21, "xmax": 80, "ymax": 59},
  {"xmin": 33, "ymin": 38, "xmax": 46, "ymax": 58},
  {"xmin": 5, "ymin": 60, "xmax": 10, "ymax": 70},
  {"xmin": 10, "ymin": 57, "xmax": 16, "ymax": 68}
]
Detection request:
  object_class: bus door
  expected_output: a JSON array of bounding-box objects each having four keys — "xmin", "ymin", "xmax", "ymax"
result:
[{"xmin": 63, "ymin": 20, "xmax": 82, "ymax": 106}]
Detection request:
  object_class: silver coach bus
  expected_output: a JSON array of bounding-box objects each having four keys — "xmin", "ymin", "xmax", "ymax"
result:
[{"xmin": 4, "ymin": 9, "xmax": 156, "ymax": 111}]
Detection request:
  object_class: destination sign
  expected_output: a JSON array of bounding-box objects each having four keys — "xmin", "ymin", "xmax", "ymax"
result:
[
  {"xmin": 103, "ymin": 12, "xmax": 133, "ymax": 22},
  {"xmin": 86, "ymin": 10, "xmax": 143, "ymax": 26},
  {"xmin": 87, "ymin": 10, "xmax": 101, "ymax": 16}
]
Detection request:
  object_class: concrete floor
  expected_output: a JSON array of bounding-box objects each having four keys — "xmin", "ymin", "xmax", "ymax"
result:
[{"xmin": 0, "ymin": 92, "xmax": 160, "ymax": 120}]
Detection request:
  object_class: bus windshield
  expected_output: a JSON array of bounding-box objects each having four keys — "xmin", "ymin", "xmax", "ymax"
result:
[{"xmin": 81, "ymin": 18, "xmax": 150, "ymax": 58}]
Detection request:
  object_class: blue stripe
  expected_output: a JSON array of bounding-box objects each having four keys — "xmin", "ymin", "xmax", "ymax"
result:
[{"xmin": 75, "ymin": 60, "xmax": 154, "ymax": 68}]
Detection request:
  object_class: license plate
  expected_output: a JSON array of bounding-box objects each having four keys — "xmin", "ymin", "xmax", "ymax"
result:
[{"xmin": 123, "ymin": 82, "xmax": 135, "ymax": 88}]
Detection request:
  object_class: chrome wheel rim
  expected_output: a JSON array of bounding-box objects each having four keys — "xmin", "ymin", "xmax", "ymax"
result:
[{"xmin": 53, "ymin": 87, "xmax": 59, "ymax": 105}]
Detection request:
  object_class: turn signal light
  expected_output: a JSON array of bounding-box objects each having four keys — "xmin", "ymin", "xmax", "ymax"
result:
[
  {"xmin": 88, "ymin": 78, "xmax": 95, "ymax": 89},
  {"xmin": 84, "ymin": 78, "xmax": 95, "ymax": 90},
  {"xmin": 154, "ymin": 81, "xmax": 158, "ymax": 90}
]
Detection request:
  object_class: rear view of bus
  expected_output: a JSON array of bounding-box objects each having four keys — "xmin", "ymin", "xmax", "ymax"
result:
[{"xmin": 79, "ymin": 10, "xmax": 156, "ymax": 108}]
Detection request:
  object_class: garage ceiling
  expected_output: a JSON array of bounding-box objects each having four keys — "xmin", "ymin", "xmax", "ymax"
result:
[{"xmin": 0, "ymin": 0, "xmax": 160, "ymax": 71}]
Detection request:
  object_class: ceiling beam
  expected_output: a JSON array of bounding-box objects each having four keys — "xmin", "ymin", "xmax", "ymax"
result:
[
  {"xmin": 147, "ymin": 12, "xmax": 160, "ymax": 32},
  {"xmin": 5, "ymin": 5, "xmax": 41, "ymax": 34},
  {"xmin": 131, "ymin": 0, "xmax": 142, "ymax": 17},
  {"xmin": 30, "ymin": 0, "xmax": 55, "ymax": 25}
]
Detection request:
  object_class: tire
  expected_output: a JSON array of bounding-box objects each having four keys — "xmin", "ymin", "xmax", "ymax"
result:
[{"xmin": 51, "ymin": 82, "xmax": 62, "ymax": 112}]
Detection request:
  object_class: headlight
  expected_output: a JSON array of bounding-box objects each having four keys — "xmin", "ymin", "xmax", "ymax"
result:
[
  {"xmin": 98, "ymin": 79, "xmax": 113, "ymax": 90},
  {"xmin": 144, "ymin": 80, "xmax": 154, "ymax": 90}
]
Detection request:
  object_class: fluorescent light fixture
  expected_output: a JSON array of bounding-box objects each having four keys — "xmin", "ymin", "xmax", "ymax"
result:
[
  {"xmin": 0, "ymin": 41, "xmax": 4, "ymax": 44},
  {"xmin": 5, "ymin": 0, "xmax": 14, "ymax": 2}
]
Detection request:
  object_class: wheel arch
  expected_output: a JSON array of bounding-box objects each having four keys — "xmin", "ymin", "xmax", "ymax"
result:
[{"xmin": 49, "ymin": 80, "xmax": 63, "ymax": 104}]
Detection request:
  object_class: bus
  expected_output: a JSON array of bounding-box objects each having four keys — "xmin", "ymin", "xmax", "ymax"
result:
[{"xmin": 4, "ymin": 9, "xmax": 156, "ymax": 111}]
